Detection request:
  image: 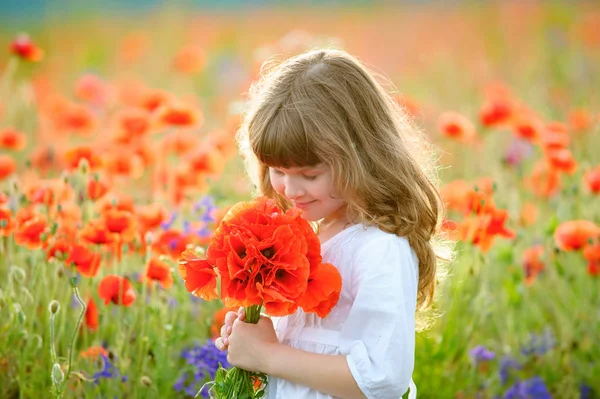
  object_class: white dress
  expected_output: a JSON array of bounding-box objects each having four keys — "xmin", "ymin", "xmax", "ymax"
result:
[{"xmin": 266, "ymin": 223, "xmax": 419, "ymax": 399}]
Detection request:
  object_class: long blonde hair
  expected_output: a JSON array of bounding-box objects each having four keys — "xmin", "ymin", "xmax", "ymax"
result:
[{"xmin": 237, "ymin": 49, "xmax": 450, "ymax": 315}]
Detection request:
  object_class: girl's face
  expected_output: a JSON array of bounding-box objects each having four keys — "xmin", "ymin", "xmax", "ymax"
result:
[{"xmin": 269, "ymin": 163, "xmax": 346, "ymax": 222}]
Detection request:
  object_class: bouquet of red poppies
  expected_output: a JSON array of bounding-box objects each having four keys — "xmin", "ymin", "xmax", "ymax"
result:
[{"xmin": 178, "ymin": 196, "xmax": 342, "ymax": 398}]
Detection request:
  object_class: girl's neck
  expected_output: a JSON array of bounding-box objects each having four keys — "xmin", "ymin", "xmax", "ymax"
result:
[{"xmin": 317, "ymin": 207, "xmax": 353, "ymax": 244}]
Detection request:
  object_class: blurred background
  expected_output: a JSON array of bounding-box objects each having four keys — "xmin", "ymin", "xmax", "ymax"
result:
[{"xmin": 0, "ymin": 1, "xmax": 599, "ymax": 398}]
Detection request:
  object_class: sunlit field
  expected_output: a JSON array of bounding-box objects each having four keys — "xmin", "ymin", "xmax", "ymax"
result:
[{"xmin": 0, "ymin": 2, "xmax": 599, "ymax": 398}]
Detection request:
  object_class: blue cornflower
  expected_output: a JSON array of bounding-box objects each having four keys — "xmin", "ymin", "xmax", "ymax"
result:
[
  {"xmin": 161, "ymin": 212, "xmax": 178, "ymax": 230},
  {"xmin": 499, "ymin": 356, "xmax": 522, "ymax": 385},
  {"xmin": 503, "ymin": 377, "xmax": 551, "ymax": 399},
  {"xmin": 194, "ymin": 196, "xmax": 216, "ymax": 223},
  {"xmin": 93, "ymin": 354, "xmax": 127, "ymax": 384},
  {"xmin": 521, "ymin": 328, "xmax": 556, "ymax": 356},
  {"xmin": 469, "ymin": 345, "xmax": 496, "ymax": 366},
  {"xmin": 174, "ymin": 340, "xmax": 230, "ymax": 396},
  {"xmin": 580, "ymin": 383, "xmax": 595, "ymax": 399}
]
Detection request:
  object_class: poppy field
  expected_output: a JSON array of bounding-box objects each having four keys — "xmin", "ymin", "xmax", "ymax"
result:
[{"xmin": 0, "ymin": 2, "xmax": 599, "ymax": 398}]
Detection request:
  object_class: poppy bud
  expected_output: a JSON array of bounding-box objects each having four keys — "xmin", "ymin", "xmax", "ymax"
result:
[
  {"xmin": 48, "ymin": 300, "xmax": 61, "ymax": 315},
  {"xmin": 51, "ymin": 363, "xmax": 64, "ymax": 384},
  {"xmin": 140, "ymin": 376, "xmax": 152, "ymax": 387}
]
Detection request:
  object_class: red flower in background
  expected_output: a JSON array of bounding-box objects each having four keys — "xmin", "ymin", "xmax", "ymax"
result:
[
  {"xmin": 522, "ymin": 245, "xmax": 544, "ymax": 286},
  {"xmin": 0, "ymin": 128, "xmax": 27, "ymax": 151},
  {"xmin": 143, "ymin": 257, "xmax": 174, "ymax": 289},
  {"xmin": 583, "ymin": 166, "xmax": 600, "ymax": 194},
  {"xmin": 66, "ymin": 244, "xmax": 102, "ymax": 277},
  {"xmin": 437, "ymin": 112, "xmax": 477, "ymax": 143},
  {"xmin": 554, "ymin": 220, "xmax": 600, "ymax": 251},
  {"xmin": 583, "ymin": 244, "xmax": 600, "ymax": 276},
  {"xmin": 98, "ymin": 275, "xmax": 136, "ymax": 306},
  {"xmin": 85, "ymin": 298, "xmax": 99, "ymax": 331},
  {"xmin": 0, "ymin": 155, "xmax": 17, "ymax": 181},
  {"xmin": 11, "ymin": 34, "xmax": 44, "ymax": 62},
  {"xmin": 64, "ymin": 146, "xmax": 102, "ymax": 171}
]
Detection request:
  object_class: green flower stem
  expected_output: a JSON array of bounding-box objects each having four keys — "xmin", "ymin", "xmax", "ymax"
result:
[
  {"xmin": 49, "ymin": 312, "xmax": 60, "ymax": 395},
  {"xmin": 59, "ymin": 276, "xmax": 86, "ymax": 395}
]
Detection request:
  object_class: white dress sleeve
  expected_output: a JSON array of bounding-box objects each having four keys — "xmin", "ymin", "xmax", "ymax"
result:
[{"xmin": 339, "ymin": 233, "xmax": 419, "ymax": 399}]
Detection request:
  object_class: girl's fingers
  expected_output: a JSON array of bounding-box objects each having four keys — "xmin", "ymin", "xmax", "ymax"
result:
[
  {"xmin": 224, "ymin": 311, "xmax": 238, "ymax": 326},
  {"xmin": 215, "ymin": 337, "xmax": 226, "ymax": 351},
  {"xmin": 238, "ymin": 307, "xmax": 245, "ymax": 321},
  {"xmin": 220, "ymin": 324, "xmax": 228, "ymax": 338}
]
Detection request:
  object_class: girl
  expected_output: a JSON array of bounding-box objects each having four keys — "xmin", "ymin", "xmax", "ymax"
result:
[{"xmin": 214, "ymin": 49, "xmax": 448, "ymax": 399}]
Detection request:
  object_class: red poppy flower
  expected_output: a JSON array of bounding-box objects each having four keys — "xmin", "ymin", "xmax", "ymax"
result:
[
  {"xmin": 98, "ymin": 275, "xmax": 136, "ymax": 306},
  {"xmin": 178, "ymin": 196, "xmax": 340, "ymax": 318},
  {"xmin": 102, "ymin": 209, "xmax": 137, "ymax": 243},
  {"xmin": 137, "ymin": 203, "xmax": 167, "ymax": 232},
  {"xmin": 297, "ymin": 262, "xmax": 342, "ymax": 318},
  {"xmin": 14, "ymin": 214, "xmax": 49, "ymax": 250},
  {"xmin": 66, "ymin": 244, "xmax": 102, "ymax": 277},
  {"xmin": 140, "ymin": 89, "xmax": 172, "ymax": 114},
  {"xmin": 64, "ymin": 146, "xmax": 102, "ymax": 171},
  {"xmin": 526, "ymin": 160, "xmax": 562, "ymax": 198},
  {"xmin": 156, "ymin": 103, "xmax": 201, "ymax": 128},
  {"xmin": 80, "ymin": 346, "xmax": 108, "ymax": 359},
  {"xmin": 583, "ymin": 166, "xmax": 600, "ymax": 194},
  {"xmin": 568, "ymin": 109, "xmax": 593, "ymax": 133},
  {"xmin": 522, "ymin": 245, "xmax": 544, "ymax": 286},
  {"xmin": 0, "ymin": 155, "xmax": 17, "ymax": 181},
  {"xmin": 172, "ymin": 44, "xmax": 206, "ymax": 75},
  {"xmin": 11, "ymin": 34, "xmax": 44, "ymax": 62},
  {"xmin": 554, "ymin": 220, "xmax": 600, "ymax": 251},
  {"xmin": 437, "ymin": 111, "xmax": 477, "ymax": 142},
  {"xmin": 583, "ymin": 244, "xmax": 600, "ymax": 276},
  {"xmin": 143, "ymin": 257, "xmax": 174, "ymax": 289},
  {"xmin": 85, "ymin": 298, "xmax": 99, "ymax": 331},
  {"xmin": 87, "ymin": 176, "xmax": 110, "ymax": 201},
  {"xmin": 152, "ymin": 229, "xmax": 195, "ymax": 260},
  {"xmin": 46, "ymin": 239, "xmax": 72, "ymax": 262},
  {"xmin": 80, "ymin": 219, "xmax": 119, "ymax": 246},
  {"xmin": 545, "ymin": 147, "xmax": 577, "ymax": 175},
  {"xmin": 178, "ymin": 250, "xmax": 218, "ymax": 300},
  {"xmin": 0, "ymin": 128, "xmax": 27, "ymax": 151},
  {"xmin": 479, "ymin": 98, "xmax": 513, "ymax": 127},
  {"xmin": 512, "ymin": 115, "xmax": 543, "ymax": 142}
]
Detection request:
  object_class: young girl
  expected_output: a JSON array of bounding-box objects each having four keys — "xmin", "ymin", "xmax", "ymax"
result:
[{"xmin": 214, "ymin": 49, "xmax": 447, "ymax": 399}]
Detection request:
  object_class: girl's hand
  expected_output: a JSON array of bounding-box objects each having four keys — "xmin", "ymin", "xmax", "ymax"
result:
[
  {"xmin": 227, "ymin": 315, "xmax": 280, "ymax": 374},
  {"xmin": 215, "ymin": 307, "xmax": 244, "ymax": 351}
]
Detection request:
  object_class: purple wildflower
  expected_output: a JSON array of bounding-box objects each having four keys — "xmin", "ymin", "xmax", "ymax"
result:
[
  {"xmin": 503, "ymin": 377, "xmax": 552, "ymax": 399},
  {"xmin": 504, "ymin": 138, "xmax": 533, "ymax": 167},
  {"xmin": 521, "ymin": 328, "xmax": 556, "ymax": 356},
  {"xmin": 499, "ymin": 356, "xmax": 522, "ymax": 385},
  {"xmin": 174, "ymin": 340, "xmax": 230, "ymax": 397},
  {"xmin": 93, "ymin": 354, "xmax": 127, "ymax": 384},
  {"xmin": 469, "ymin": 345, "xmax": 496, "ymax": 366},
  {"xmin": 161, "ymin": 212, "xmax": 178, "ymax": 230}
]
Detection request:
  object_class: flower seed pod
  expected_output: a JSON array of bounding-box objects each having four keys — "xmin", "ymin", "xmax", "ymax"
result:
[
  {"xmin": 48, "ymin": 300, "xmax": 61, "ymax": 315},
  {"xmin": 140, "ymin": 376, "xmax": 152, "ymax": 387},
  {"xmin": 52, "ymin": 363, "xmax": 64, "ymax": 384}
]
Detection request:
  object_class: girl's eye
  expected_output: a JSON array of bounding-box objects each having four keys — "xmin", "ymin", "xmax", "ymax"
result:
[
  {"xmin": 271, "ymin": 169, "xmax": 284, "ymax": 175},
  {"xmin": 302, "ymin": 174, "xmax": 318, "ymax": 181}
]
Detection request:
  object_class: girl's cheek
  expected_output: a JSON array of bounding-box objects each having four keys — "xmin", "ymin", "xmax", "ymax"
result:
[{"xmin": 270, "ymin": 176, "xmax": 285, "ymax": 195}]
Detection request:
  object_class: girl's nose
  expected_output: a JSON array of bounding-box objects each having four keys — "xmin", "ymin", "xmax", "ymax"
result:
[{"xmin": 284, "ymin": 179, "xmax": 305, "ymax": 199}]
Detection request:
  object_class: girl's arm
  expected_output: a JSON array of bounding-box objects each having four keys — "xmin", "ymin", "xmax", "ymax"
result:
[
  {"xmin": 226, "ymin": 317, "xmax": 366, "ymax": 399},
  {"xmin": 266, "ymin": 343, "xmax": 367, "ymax": 399}
]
